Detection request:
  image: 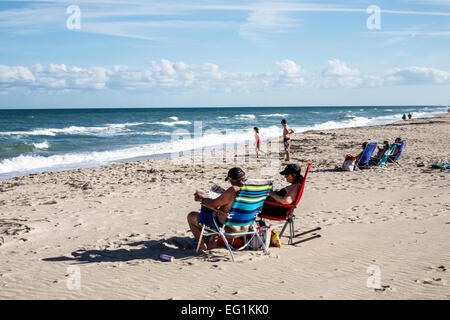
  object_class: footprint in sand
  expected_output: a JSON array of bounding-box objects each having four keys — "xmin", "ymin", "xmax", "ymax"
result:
[
  {"xmin": 425, "ymin": 265, "xmax": 447, "ymax": 272},
  {"xmin": 374, "ymin": 285, "xmax": 394, "ymax": 292},
  {"xmin": 0, "ymin": 219, "xmax": 31, "ymax": 236},
  {"xmin": 415, "ymin": 278, "xmax": 446, "ymax": 286}
]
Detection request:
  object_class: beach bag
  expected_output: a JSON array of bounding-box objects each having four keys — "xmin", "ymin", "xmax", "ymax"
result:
[
  {"xmin": 342, "ymin": 156, "xmax": 356, "ymax": 171},
  {"xmin": 248, "ymin": 221, "xmax": 271, "ymax": 251}
]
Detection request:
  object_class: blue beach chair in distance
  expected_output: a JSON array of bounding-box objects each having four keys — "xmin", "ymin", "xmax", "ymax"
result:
[
  {"xmin": 356, "ymin": 142, "xmax": 377, "ymax": 168},
  {"xmin": 377, "ymin": 143, "xmax": 399, "ymax": 166},
  {"xmin": 388, "ymin": 139, "xmax": 406, "ymax": 166},
  {"xmin": 377, "ymin": 139, "xmax": 406, "ymax": 166},
  {"xmin": 196, "ymin": 179, "xmax": 273, "ymax": 262}
]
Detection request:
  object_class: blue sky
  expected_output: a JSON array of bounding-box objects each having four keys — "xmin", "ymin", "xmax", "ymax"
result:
[{"xmin": 0, "ymin": 0, "xmax": 449, "ymax": 108}]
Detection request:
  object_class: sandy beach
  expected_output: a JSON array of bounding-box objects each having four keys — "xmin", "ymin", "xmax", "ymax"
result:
[{"xmin": 0, "ymin": 113, "xmax": 449, "ymax": 300}]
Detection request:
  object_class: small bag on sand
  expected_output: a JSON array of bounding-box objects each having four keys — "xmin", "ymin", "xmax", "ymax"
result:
[
  {"xmin": 248, "ymin": 221, "xmax": 271, "ymax": 251},
  {"xmin": 342, "ymin": 156, "xmax": 356, "ymax": 171}
]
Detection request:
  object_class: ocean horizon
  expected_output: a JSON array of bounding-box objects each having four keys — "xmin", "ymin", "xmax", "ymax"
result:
[
  {"xmin": 0, "ymin": 105, "xmax": 447, "ymax": 180},
  {"xmin": 0, "ymin": 104, "xmax": 447, "ymax": 110}
]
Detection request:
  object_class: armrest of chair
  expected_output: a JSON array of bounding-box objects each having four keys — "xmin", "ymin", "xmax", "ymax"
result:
[
  {"xmin": 200, "ymin": 203, "xmax": 229, "ymax": 217},
  {"xmin": 263, "ymin": 200, "xmax": 294, "ymax": 209}
]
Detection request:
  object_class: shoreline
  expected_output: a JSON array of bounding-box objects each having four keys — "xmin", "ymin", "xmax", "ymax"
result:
[
  {"xmin": 0, "ymin": 112, "xmax": 448, "ymax": 299},
  {"xmin": 1, "ymin": 111, "xmax": 447, "ymax": 182}
]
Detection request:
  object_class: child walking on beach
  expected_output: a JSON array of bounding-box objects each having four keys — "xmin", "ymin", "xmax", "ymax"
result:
[{"xmin": 254, "ymin": 127, "xmax": 266, "ymax": 159}]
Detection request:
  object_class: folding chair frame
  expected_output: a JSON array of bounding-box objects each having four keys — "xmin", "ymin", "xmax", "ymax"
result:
[
  {"xmin": 262, "ymin": 201, "xmax": 321, "ymax": 245},
  {"xmin": 196, "ymin": 213, "xmax": 269, "ymax": 262}
]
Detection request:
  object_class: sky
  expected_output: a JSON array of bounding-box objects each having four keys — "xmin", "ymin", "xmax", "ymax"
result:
[{"xmin": 0, "ymin": 0, "xmax": 449, "ymax": 108}]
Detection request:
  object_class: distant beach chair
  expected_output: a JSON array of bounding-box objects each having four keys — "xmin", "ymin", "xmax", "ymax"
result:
[
  {"xmin": 376, "ymin": 143, "xmax": 399, "ymax": 166},
  {"xmin": 196, "ymin": 179, "xmax": 273, "ymax": 262},
  {"xmin": 259, "ymin": 163, "xmax": 321, "ymax": 245},
  {"xmin": 378, "ymin": 139, "xmax": 406, "ymax": 166},
  {"xmin": 388, "ymin": 139, "xmax": 406, "ymax": 165},
  {"xmin": 356, "ymin": 142, "xmax": 378, "ymax": 168}
]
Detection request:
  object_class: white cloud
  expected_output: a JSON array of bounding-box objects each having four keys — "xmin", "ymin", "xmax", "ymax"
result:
[
  {"xmin": 0, "ymin": 65, "xmax": 35, "ymax": 83},
  {"xmin": 319, "ymin": 59, "xmax": 362, "ymax": 88},
  {"xmin": 239, "ymin": 9, "xmax": 300, "ymax": 42},
  {"xmin": 379, "ymin": 36, "xmax": 409, "ymax": 47},
  {"xmin": 325, "ymin": 59, "xmax": 360, "ymax": 77},
  {"xmin": 384, "ymin": 66, "xmax": 450, "ymax": 85},
  {"xmin": 276, "ymin": 59, "xmax": 302, "ymax": 75},
  {"xmin": 1, "ymin": 60, "xmax": 449, "ymax": 94},
  {"xmin": 275, "ymin": 60, "xmax": 306, "ymax": 87}
]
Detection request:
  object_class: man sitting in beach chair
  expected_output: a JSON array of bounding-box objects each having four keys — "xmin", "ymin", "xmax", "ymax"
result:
[
  {"xmin": 193, "ymin": 178, "xmax": 273, "ymax": 262},
  {"xmin": 187, "ymin": 167, "xmax": 247, "ymax": 251}
]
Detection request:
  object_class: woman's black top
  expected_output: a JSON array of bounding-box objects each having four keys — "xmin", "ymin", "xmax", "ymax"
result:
[{"xmin": 265, "ymin": 188, "xmax": 287, "ymax": 203}]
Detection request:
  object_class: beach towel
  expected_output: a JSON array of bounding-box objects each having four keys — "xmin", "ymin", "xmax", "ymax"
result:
[{"xmin": 431, "ymin": 163, "xmax": 450, "ymax": 169}]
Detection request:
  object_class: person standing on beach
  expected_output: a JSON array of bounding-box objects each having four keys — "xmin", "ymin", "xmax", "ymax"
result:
[
  {"xmin": 402, "ymin": 114, "xmax": 407, "ymax": 121},
  {"xmin": 281, "ymin": 119, "xmax": 294, "ymax": 162},
  {"xmin": 253, "ymin": 127, "xmax": 266, "ymax": 159},
  {"xmin": 408, "ymin": 113, "xmax": 412, "ymax": 120}
]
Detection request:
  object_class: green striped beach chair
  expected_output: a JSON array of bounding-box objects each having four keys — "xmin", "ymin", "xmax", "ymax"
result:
[{"xmin": 196, "ymin": 179, "xmax": 273, "ymax": 262}]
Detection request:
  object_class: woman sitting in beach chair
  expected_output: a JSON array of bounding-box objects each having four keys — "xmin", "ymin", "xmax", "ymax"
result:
[
  {"xmin": 259, "ymin": 163, "xmax": 319, "ymax": 245},
  {"xmin": 265, "ymin": 164, "xmax": 303, "ymax": 205}
]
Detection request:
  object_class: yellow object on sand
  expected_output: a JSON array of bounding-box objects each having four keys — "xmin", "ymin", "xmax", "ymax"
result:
[{"xmin": 271, "ymin": 230, "xmax": 281, "ymax": 248}]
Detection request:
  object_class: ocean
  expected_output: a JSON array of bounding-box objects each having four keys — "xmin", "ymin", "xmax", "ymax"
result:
[{"xmin": 0, "ymin": 105, "xmax": 447, "ymax": 180}]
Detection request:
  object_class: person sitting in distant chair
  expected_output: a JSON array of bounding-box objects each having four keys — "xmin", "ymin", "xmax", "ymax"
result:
[
  {"xmin": 346, "ymin": 142, "xmax": 368, "ymax": 163},
  {"xmin": 371, "ymin": 140, "xmax": 390, "ymax": 163},
  {"xmin": 389, "ymin": 137, "xmax": 402, "ymax": 160}
]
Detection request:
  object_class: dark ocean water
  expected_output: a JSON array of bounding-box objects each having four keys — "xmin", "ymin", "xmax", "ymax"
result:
[{"xmin": 0, "ymin": 105, "xmax": 446, "ymax": 179}]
